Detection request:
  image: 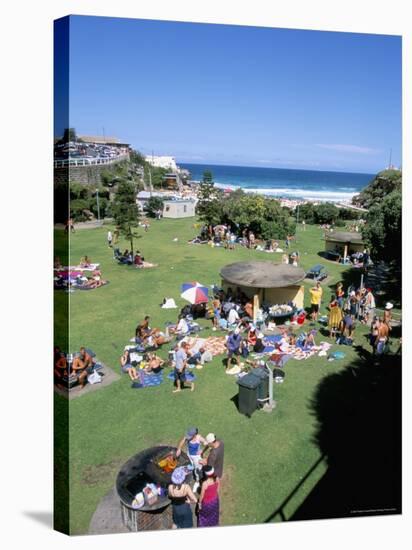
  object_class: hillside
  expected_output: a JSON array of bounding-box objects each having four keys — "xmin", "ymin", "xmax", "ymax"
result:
[{"xmin": 352, "ymin": 169, "xmax": 402, "ymax": 208}]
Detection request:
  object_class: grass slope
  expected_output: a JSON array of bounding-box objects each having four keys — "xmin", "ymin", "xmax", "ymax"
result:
[{"xmin": 54, "ymin": 220, "xmax": 393, "ymax": 534}]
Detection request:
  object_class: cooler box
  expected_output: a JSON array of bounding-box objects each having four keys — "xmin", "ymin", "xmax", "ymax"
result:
[{"xmin": 236, "ymin": 373, "xmax": 260, "ymax": 416}]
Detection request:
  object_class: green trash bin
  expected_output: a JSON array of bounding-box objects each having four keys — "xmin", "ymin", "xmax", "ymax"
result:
[
  {"xmin": 251, "ymin": 366, "xmax": 269, "ymax": 401},
  {"xmin": 236, "ymin": 373, "xmax": 260, "ymax": 417}
]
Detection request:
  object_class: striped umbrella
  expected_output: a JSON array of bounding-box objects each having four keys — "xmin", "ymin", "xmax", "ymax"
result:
[{"xmin": 180, "ymin": 281, "xmax": 209, "ymax": 304}]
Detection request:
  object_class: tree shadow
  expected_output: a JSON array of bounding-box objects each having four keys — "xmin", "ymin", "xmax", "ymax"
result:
[{"xmin": 289, "ymin": 348, "xmax": 402, "ymax": 520}]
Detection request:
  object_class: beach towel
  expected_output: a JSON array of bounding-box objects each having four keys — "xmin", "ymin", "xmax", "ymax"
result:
[
  {"xmin": 131, "ymin": 372, "xmax": 163, "ymax": 388},
  {"xmin": 161, "ymin": 298, "xmax": 177, "ymax": 309}
]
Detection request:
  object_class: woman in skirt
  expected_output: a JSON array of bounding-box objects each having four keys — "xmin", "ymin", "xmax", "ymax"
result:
[
  {"xmin": 168, "ymin": 467, "xmax": 197, "ymax": 529},
  {"xmin": 198, "ymin": 466, "xmax": 220, "ymax": 527}
]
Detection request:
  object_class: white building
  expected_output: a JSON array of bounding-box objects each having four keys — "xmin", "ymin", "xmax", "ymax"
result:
[
  {"xmin": 145, "ymin": 155, "xmax": 178, "ymax": 171},
  {"xmin": 163, "ymin": 199, "xmax": 196, "ymax": 218}
]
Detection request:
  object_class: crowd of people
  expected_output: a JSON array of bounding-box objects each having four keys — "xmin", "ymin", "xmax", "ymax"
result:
[
  {"xmin": 322, "ymin": 281, "xmax": 393, "ymax": 354},
  {"xmin": 189, "ymin": 224, "xmax": 296, "ymax": 253}
]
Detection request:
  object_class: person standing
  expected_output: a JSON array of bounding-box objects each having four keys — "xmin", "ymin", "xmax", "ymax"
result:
[
  {"xmin": 225, "ymin": 328, "xmax": 242, "ymax": 368},
  {"xmin": 375, "ymin": 318, "xmax": 389, "ymax": 355},
  {"xmin": 328, "ymin": 295, "xmax": 342, "ymax": 338},
  {"xmin": 174, "ymin": 342, "xmax": 194, "ymax": 393},
  {"xmin": 198, "ymin": 466, "xmax": 220, "ymax": 527},
  {"xmin": 200, "ymin": 434, "xmax": 225, "ymax": 479},
  {"xmin": 309, "ymin": 281, "xmax": 323, "ymax": 322},
  {"xmin": 383, "ymin": 302, "xmax": 393, "ymax": 332},
  {"xmin": 168, "ymin": 467, "xmax": 197, "ymax": 529},
  {"xmin": 107, "ymin": 230, "xmax": 113, "ymax": 247},
  {"xmin": 176, "ymin": 428, "xmax": 207, "ymax": 487}
]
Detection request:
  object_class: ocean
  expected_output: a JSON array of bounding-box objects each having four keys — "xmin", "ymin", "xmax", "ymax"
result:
[{"xmin": 180, "ymin": 163, "xmax": 375, "ymax": 203}]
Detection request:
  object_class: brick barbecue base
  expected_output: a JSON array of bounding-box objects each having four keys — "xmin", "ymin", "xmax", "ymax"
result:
[{"xmin": 121, "ymin": 502, "xmax": 173, "ymax": 532}]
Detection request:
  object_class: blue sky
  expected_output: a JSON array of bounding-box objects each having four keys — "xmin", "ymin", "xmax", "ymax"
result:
[{"xmin": 65, "ymin": 16, "xmax": 402, "ymax": 173}]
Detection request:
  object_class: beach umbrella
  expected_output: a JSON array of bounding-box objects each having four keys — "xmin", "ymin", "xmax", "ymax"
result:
[{"xmin": 180, "ymin": 282, "xmax": 209, "ymax": 304}]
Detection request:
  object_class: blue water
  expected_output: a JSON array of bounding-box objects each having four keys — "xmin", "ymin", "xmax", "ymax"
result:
[{"xmin": 180, "ymin": 163, "xmax": 375, "ymax": 202}]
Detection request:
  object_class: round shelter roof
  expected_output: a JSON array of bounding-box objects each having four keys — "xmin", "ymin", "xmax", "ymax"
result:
[
  {"xmin": 220, "ymin": 261, "xmax": 305, "ymax": 289},
  {"xmin": 325, "ymin": 231, "xmax": 364, "ymax": 243}
]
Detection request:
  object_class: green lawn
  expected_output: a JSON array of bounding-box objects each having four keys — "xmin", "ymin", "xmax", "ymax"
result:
[{"xmin": 54, "ymin": 220, "xmax": 399, "ymax": 534}]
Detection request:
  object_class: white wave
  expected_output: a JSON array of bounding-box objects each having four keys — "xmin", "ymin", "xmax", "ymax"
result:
[{"xmin": 213, "ymin": 182, "xmax": 357, "ymax": 202}]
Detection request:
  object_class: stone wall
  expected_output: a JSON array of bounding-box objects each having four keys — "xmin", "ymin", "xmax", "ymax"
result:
[{"xmin": 54, "ymin": 164, "xmax": 114, "ymax": 186}]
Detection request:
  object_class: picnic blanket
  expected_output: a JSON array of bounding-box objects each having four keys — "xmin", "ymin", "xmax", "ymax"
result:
[
  {"xmin": 181, "ymin": 336, "xmax": 227, "ymax": 357},
  {"xmin": 131, "ymin": 372, "xmax": 163, "ymax": 389}
]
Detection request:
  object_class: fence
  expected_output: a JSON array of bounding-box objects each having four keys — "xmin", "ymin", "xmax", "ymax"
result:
[{"xmin": 54, "ymin": 154, "xmax": 129, "ymax": 168}]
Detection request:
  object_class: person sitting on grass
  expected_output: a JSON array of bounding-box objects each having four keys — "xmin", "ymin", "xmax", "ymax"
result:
[
  {"xmin": 173, "ymin": 342, "xmax": 194, "ymax": 393},
  {"xmin": 175, "ymin": 315, "xmax": 190, "ymax": 339},
  {"xmin": 79, "ymin": 255, "xmax": 92, "ymax": 268},
  {"xmin": 142, "ymin": 352, "xmax": 165, "ymax": 373},
  {"xmin": 135, "ymin": 316, "xmax": 152, "ymax": 345},
  {"xmin": 120, "ymin": 349, "xmax": 139, "ymax": 381},
  {"xmin": 134, "ymin": 253, "xmax": 144, "ymax": 268},
  {"xmin": 247, "ymin": 325, "xmax": 257, "ymax": 348},
  {"xmin": 54, "ymin": 347, "xmax": 68, "ymax": 388},
  {"xmin": 71, "ymin": 347, "xmax": 95, "ymax": 389},
  {"xmin": 225, "ymin": 328, "xmax": 242, "ymax": 369},
  {"xmin": 83, "ymin": 273, "xmax": 107, "ymax": 289}
]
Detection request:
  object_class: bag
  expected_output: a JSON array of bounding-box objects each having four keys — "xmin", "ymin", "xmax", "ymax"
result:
[{"xmin": 87, "ymin": 370, "xmax": 102, "ymax": 384}]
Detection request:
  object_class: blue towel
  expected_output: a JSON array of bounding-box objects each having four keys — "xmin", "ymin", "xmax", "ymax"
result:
[
  {"xmin": 131, "ymin": 373, "xmax": 163, "ymax": 388},
  {"xmin": 167, "ymin": 372, "xmax": 197, "ymax": 382}
]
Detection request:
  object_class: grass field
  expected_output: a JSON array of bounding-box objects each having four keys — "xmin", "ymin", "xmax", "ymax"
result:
[{"xmin": 54, "ymin": 220, "xmax": 400, "ymax": 534}]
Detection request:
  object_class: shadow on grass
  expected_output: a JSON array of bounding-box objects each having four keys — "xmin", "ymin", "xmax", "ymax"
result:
[{"xmin": 264, "ymin": 347, "xmax": 402, "ymax": 522}]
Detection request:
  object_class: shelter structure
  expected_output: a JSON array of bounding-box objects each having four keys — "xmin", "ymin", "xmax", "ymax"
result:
[
  {"xmin": 324, "ymin": 231, "xmax": 364, "ymax": 261},
  {"xmin": 220, "ymin": 261, "xmax": 306, "ymax": 322},
  {"xmin": 163, "ymin": 199, "xmax": 195, "ymax": 218}
]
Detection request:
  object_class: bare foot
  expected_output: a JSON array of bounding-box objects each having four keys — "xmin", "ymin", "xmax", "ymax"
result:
[
  {"xmin": 191, "ymin": 384, "xmax": 195, "ymax": 392},
  {"xmin": 172, "ymin": 389, "xmax": 181, "ymax": 393}
]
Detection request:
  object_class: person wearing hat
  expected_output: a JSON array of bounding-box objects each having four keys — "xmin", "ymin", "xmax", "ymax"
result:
[
  {"xmin": 168, "ymin": 467, "xmax": 197, "ymax": 529},
  {"xmin": 200, "ymin": 433, "xmax": 225, "ymax": 480},
  {"xmin": 225, "ymin": 328, "xmax": 242, "ymax": 369},
  {"xmin": 198, "ymin": 465, "xmax": 220, "ymax": 527},
  {"xmin": 176, "ymin": 428, "xmax": 207, "ymax": 487},
  {"xmin": 384, "ymin": 302, "xmax": 394, "ymax": 331}
]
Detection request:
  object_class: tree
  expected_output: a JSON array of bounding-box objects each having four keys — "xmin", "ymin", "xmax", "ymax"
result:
[
  {"xmin": 112, "ymin": 180, "xmax": 140, "ymax": 255},
  {"xmin": 362, "ymin": 191, "xmax": 401, "ymax": 265},
  {"xmin": 314, "ymin": 202, "xmax": 339, "ymax": 224},
  {"xmin": 202, "ymin": 170, "xmax": 214, "ymax": 185},
  {"xmin": 196, "ymin": 172, "xmax": 224, "ymax": 225},
  {"xmin": 296, "ymin": 203, "xmax": 315, "ymax": 224},
  {"xmin": 145, "ymin": 196, "xmax": 164, "ymax": 218}
]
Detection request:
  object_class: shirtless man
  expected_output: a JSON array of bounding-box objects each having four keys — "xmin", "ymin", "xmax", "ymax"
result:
[
  {"xmin": 135, "ymin": 316, "xmax": 152, "ymax": 344},
  {"xmin": 375, "ymin": 319, "xmax": 389, "ymax": 355},
  {"xmin": 72, "ymin": 347, "xmax": 95, "ymax": 388}
]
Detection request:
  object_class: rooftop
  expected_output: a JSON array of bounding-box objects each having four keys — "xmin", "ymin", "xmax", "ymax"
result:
[
  {"xmin": 220, "ymin": 261, "xmax": 306, "ymax": 288},
  {"xmin": 325, "ymin": 231, "xmax": 364, "ymax": 243}
]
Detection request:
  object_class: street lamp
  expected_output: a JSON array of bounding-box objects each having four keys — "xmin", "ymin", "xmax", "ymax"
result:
[{"xmin": 96, "ymin": 188, "xmax": 100, "ymax": 221}]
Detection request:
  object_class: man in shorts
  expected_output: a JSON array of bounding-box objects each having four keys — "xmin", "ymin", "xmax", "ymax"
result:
[
  {"xmin": 72, "ymin": 347, "xmax": 95, "ymax": 389},
  {"xmin": 173, "ymin": 342, "xmax": 194, "ymax": 393},
  {"xmin": 225, "ymin": 328, "xmax": 242, "ymax": 368},
  {"xmin": 309, "ymin": 281, "xmax": 323, "ymax": 322}
]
